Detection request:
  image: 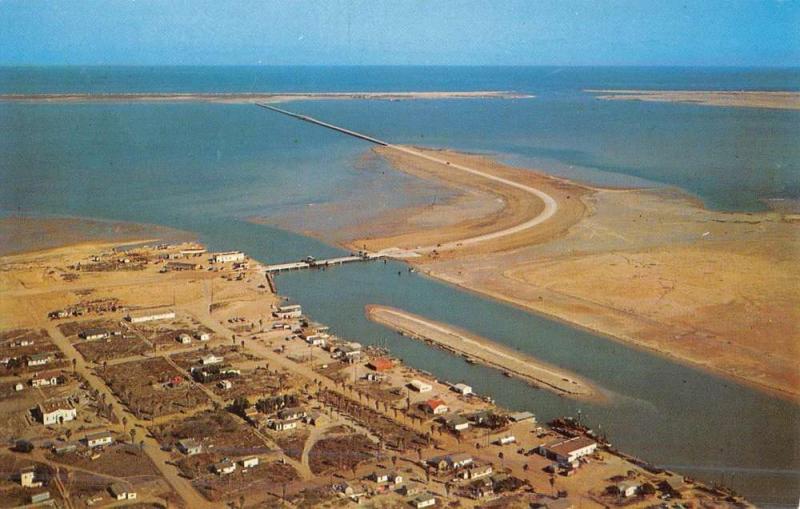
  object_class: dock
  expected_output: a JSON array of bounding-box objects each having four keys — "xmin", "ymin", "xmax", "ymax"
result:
[{"xmin": 264, "ymin": 253, "xmax": 382, "ymax": 273}]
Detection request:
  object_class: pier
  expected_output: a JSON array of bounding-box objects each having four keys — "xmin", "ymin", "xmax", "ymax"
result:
[
  {"xmin": 264, "ymin": 253, "xmax": 382, "ymax": 273},
  {"xmin": 255, "ymin": 103, "xmax": 389, "ymax": 146}
]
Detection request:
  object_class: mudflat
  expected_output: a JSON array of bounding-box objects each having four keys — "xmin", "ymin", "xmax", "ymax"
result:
[
  {"xmin": 337, "ymin": 148, "xmax": 800, "ymax": 400},
  {"xmin": 587, "ymin": 89, "xmax": 800, "ymax": 110}
]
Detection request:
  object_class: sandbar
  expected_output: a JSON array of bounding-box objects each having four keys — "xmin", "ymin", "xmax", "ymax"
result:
[{"xmin": 587, "ymin": 89, "xmax": 800, "ymax": 110}]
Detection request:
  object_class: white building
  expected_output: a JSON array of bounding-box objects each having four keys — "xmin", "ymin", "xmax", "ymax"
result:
[
  {"xmin": 412, "ymin": 493, "xmax": 436, "ymax": 508},
  {"xmin": 37, "ymin": 401, "xmax": 77, "ymax": 425},
  {"xmin": 617, "ymin": 480, "xmax": 640, "ymax": 497},
  {"xmin": 19, "ymin": 467, "xmax": 40, "ymax": 488},
  {"xmin": 212, "ymin": 460, "xmax": 237, "ymax": 475},
  {"xmin": 494, "ymin": 435, "xmax": 516, "ymax": 445},
  {"xmin": 126, "ymin": 310, "xmax": 176, "ymax": 323},
  {"xmin": 537, "ymin": 436, "xmax": 597, "ymax": 464},
  {"xmin": 178, "ymin": 334, "xmax": 192, "ymax": 344},
  {"xmin": 27, "ymin": 353, "xmax": 51, "ymax": 367},
  {"xmin": 196, "ymin": 332, "xmax": 211, "ymax": 341},
  {"xmin": 409, "ymin": 379, "xmax": 432, "ymax": 393},
  {"xmin": 273, "ymin": 304, "xmax": 302, "ymax": 319},
  {"xmin": 177, "ymin": 439, "xmax": 202, "ymax": 456},
  {"xmin": 453, "ymin": 383, "xmax": 472, "ymax": 395},
  {"xmin": 85, "ymin": 431, "xmax": 114, "ymax": 449},
  {"xmin": 269, "ymin": 419, "xmax": 298, "ymax": 431},
  {"xmin": 109, "ymin": 483, "xmax": 137, "ymax": 500},
  {"xmin": 218, "ymin": 380, "xmax": 233, "ymax": 390},
  {"xmin": 200, "ymin": 354, "xmax": 223, "ymax": 365},
  {"xmin": 212, "ymin": 251, "xmax": 245, "ymax": 263},
  {"xmin": 241, "ymin": 457, "xmax": 259, "ymax": 468}
]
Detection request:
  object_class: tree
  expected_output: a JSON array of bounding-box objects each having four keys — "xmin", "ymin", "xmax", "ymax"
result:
[
  {"xmin": 129, "ymin": 428, "xmax": 136, "ymax": 444},
  {"xmin": 122, "ymin": 416, "xmax": 128, "ymax": 434},
  {"xmin": 71, "ymin": 358, "xmax": 77, "ymax": 373}
]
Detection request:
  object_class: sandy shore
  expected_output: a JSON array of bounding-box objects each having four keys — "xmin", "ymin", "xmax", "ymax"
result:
[
  {"xmin": 587, "ymin": 89, "xmax": 800, "ymax": 110},
  {"xmin": 335, "ymin": 148, "xmax": 799, "ymax": 400},
  {"xmin": 0, "ymin": 91, "xmax": 532, "ymax": 104},
  {"xmin": 366, "ymin": 305, "xmax": 597, "ymax": 400}
]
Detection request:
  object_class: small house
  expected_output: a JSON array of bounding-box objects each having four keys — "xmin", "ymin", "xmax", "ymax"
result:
[
  {"xmin": 616, "ymin": 480, "xmax": 639, "ymax": 497},
  {"xmin": 270, "ymin": 419, "xmax": 298, "ymax": 431},
  {"xmin": 400, "ymin": 482, "xmax": 425, "ymax": 496},
  {"xmin": 277, "ymin": 407, "xmax": 306, "ymax": 421},
  {"xmin": 367, "ymin": 357, "xmax": 394, "ymax": 372},
  {"xmin": 177, "ymin": 334, "xmax": 192, "ymax": 344},
  {"xmin": 30, "ymin": 371, "xmax": 62, "ymax": 388},
  {"xmin": 30, "ymin": 492, "xmax": 51, "ymax": 504},
  {"xmin": 19, "ymin": 466, "xmax": 39, "ymax": 487},
  {"xmin": 211, "ymin": 251, "xmax": 245, "ymax": 263},
  {"xmin": 80, "ymin": 328, "xmax": 109, "ymax": 341},
  {"xmin": 409, "ymin": 379, "xmax": 432, "ymax": 393},
  {"xmin": 370, "ymin": 469, "xmax": 403, "ymax": 484},
  {"xmin": 446, "ymin": 415, "xmax": 470, "ymax": 432},
  {"xmin": 109, "ymin": 482, "xmax": 137, "ymax": 500},
  {"xmin": 177, "ymin": 438, "xmax": 202, "ymax": 456},
  {"xmin": 196, "ymin": 332, "xmax": 211, "ymax": 341},
  {"xmin": 411, "ymin": 493, "xmax": 436, "ymax": 508},
  {"xmin": 460, "ymin": 463, "xmax": 493, "ymax": 480},
  {"xmin": 37, "ymin": 400, "xmax": 77, "ymax": 425},
  {"xmin": 423, "ymin": 398, "xmax": 448, "ymax": 415},
  {"xmin": 494, "ymin": 435, "xmax": 516, "ymax": 446},
  {"xmin": 241, "ymin": 456, "xmax": 259, "ymax": 468},
  {"xmin": 273, "ymin": 304, "xmax": 302, "ymax": 319},
  {"xmin": 85, "ymin": 431, "xmax": 114, "ymax": 449},
  {"xmin": 200, "ymin": 354, "xmax": 223, "ymax": 365},
  {"xmin": 218, "ymin": 380, "xmax": 233, "ymax": 390},
  {"xmin": 212, "ymin": 460, "xmax": 237, "ymax": 475},
  {"xmin": 537, "ymin": 436, "xmax": 597, "ymax": 464},
  {"xmin": 27, "ymin": 353, "xmax": 51, "ymax": 367},
  {"xmin": 453, "ymin": 383, "xmax": 472, "ymax": 395}
]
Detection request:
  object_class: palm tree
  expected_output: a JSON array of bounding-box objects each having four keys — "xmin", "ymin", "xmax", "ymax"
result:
[
  {"xmin": 122, "ymin": 416, "xmax": 128, "ymax": 434},
  {"xmin": 129, "ymin": 428, "xmax": 136, "ymax": 444},
  {"xmin": 71, "ymin": 358, "xmax": 77, "ymax": 373}
]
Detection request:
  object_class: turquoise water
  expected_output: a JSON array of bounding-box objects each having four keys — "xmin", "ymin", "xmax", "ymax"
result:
[{"xmin": 0, "ymin": 66, "xmax": 798, "ymax": 505}]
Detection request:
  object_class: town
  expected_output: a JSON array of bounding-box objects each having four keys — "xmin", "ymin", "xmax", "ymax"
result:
[{"xmin": 0, "ymin": 241, "xmax": 752, "ymax": 508}]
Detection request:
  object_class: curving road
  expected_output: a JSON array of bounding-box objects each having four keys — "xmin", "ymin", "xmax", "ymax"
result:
[{"xmin": 256, "ymin": 103, "xmax": 559, "ymax": 256}]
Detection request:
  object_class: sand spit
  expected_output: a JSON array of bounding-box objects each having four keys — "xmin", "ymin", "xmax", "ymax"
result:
[
  {"xmin": 338, "ymin": 148, "xmax": 799, "ymax": 400},
  {"xmin": 366, "ymin": 304, "xmax": 597, "ymax": 400},
  {"xmin": 587, "ymin": 89, "xmax": 800, "ymax": 110},
  {"xmin": 0, "ymin": 91, "xmax": 533, "ymax": 104}
]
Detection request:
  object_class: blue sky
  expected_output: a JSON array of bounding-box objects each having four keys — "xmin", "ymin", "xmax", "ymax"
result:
[{"xmin": 0, "ymin": 0, "xmax": 797, "ymax": 66}]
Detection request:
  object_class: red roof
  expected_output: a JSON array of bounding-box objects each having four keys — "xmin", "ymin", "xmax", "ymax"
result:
[
  {"xmin": 368, "ymin": 358, "xmax": 394, "ymax": 371},
  {"xmin": 425, "ymin": 398, "xmax": 447, "ymax": 411}
]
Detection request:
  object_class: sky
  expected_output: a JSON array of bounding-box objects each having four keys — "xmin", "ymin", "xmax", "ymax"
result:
[{"xmin": 0, "ymin": 0, "xmax": 798, "ymax": 66}]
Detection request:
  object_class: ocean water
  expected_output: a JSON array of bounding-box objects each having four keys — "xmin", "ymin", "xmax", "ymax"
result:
[{"xmin": 0, "ymin": 66, "xmax": 798, "ymax": 505}]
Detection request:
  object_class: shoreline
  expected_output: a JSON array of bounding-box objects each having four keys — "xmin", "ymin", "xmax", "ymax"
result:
[
  {"xmin": 0, "ymin": 90, "xmax": 533, "ymax": 104},
  {"xmin": 365, "ymin": 304, "xmax": 600, "ymax": 401}
]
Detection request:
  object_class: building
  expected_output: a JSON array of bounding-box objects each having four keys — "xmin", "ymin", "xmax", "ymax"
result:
[
  {"xmin": 212, "ymin": 460, "xmax": 237, "ymax": 475},
  {"xmin": 27, "ymin": 353, "xmax": 51, "ymax": 367},
  {"xmin": 200, "ymin": 354, "xmax": 223, "ymax": 365},
  {"xmin": 508, "ymin": 411, "xmax": 536, "ymax": 423},
  {"xmin": 80, "ymin": 328, "xmax": 109, "ymax": 340},
  {"xmin": 412, "ymin": 493, "xmax": 436, "ymax": 508},
  {"xmin": 466, "ymin": 410, "xmax": 492, "ymax": 425},
  {"xmin": 195, "ymin": 332, "xmax": 211, "ymax": 341},
  {"xmin": 367, "ymin": 357, "xmax": 394, "ymax": 372},
  {"xmin": 278, "ymin": 407, "xmax": 306, "ymax": 421},
  {"xmin": 241, "ymin": 457, "xmax": 259, "ymax": 468},
  {"xmin": 30, "ymin": 492, "xmax": 51, "ymax": 504},
  {"xmin": 177, "ymin": 334, "xmax": 192, "ymax": 344},
  {"xmin": 336, "ymin": 342, "xmax": 362, "ymax": 362},
  {"xmin": 409, "ymin": 379, "xmax": 432, "ymax": 393},
  {"xmin": 30, "ymin": 371, "xmax": 63, "ymax": 388},
  {"xmin": 165, "ymin": 261, "xmax": 199, "ymax": 271},
  {"xmin": 370, "ymin": 469, "xmax": 402, "ymax": 484},
  {"xmin": 423, "ymin": 398, "xmax": 448, "ymax": 415},
  {"xmin": 53, "ymin": 443, "xmax": 77, "ymax": 455},
  {"xmin": 304, "ymin": 334, "xmax": 326, "ymax": 346},
  {"xmin": 37, "ymin": 400, "xmax": 77, "ymax": 425},
  {"xmin": 109, "ymin": 482, "xmax": 137, "ymax": 500},
  {"xmin": 400, "ymin": 483, "xmax": 425, "ymax": 497},
  {"xmin": 180, "ymin": 247, "xmax": 207, "ymax": 256},
  {"xmin": 270, "ymin": 419, "xmax": 298, "ymax": 431},
  {"xmin": 85, "ymin": 431, "xmax": 114, "ymax": 449},
  {"xmin": 453, "ymin": 383, "xmax": 472, "ymax": 395},
  {"xmin": 126, "ymin": 310, "xmax": 176, "ymax": 323},
  {"xmin": 429, "ymin": 453, "xmax": 473, "ymax": 471},
  {"xmin": 273, "ymin": 304, "xmax": 302, "ymax": 319},
  {"xmin": 177, "ymin": 438, "xmax": 202, "ymax": 456},
  {"xmin": 14, "ymin": 382, "xmax": 24, "ymax": 392},
  {"xmin": 446, "ymin": 415, "xmax": 470, "ymax": 432},
  {"xmin": 616, "ymin": 480, "xmax": 640, "ymax": 497},
  {"xmin": 459, "ymin": 463, "xmax": 493, "ymax": 480},
  {"xmin": 218, "ymin": 380, "xmax": 233, "ymax": 390},
  {"xmin": 494, "ymin": 435, "xmax": 516, "ymax": 445},
  {"xmin": 537, "ymin": 436, "xmax": 597, "ymax": 464},
  {"xmin": 211, "ymin": 251, "xmax": 245, "ymax": 263},
  {"xmin": 19, "ymin": 466, "xmax": 40, "ymax": 488}
]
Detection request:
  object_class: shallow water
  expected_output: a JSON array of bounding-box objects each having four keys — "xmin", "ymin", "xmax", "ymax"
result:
[{"xmin": 0, "ymin": 66, "xmax": 798, "ymax": 505}]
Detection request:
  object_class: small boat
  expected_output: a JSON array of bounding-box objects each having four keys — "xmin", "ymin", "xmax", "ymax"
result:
[
  {"xmin": 465, "ymin": 358, "xmax": 477, "ymax": 365},
  {"xmin": 503, "ymin": 371, "xmax": 512, "ymax": 377}
]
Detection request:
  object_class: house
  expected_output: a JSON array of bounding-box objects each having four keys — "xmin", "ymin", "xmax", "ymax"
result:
[
  {"xmin": 367, "ymin": 357, "xmax": 394, "ymax": 372},
  {"xmin": 80, "ymin": 328, "xmax": 109, "ymax": 341},
  {"xmin": 400, "ymin": 482, "xmax": 425, "ymax": 496},
  {"xmin": 85, "ymin": 431, "xmax": 114, "ymax": 449},
  {"xmin": 459, "ymin": 463, "xmax": 493, "ymax": 480},
  {"xmin": 494, "ymin": 435, "xmax": 516, "ymax": 446},
  {"xmin": 304, "ymin": 334, "xmax": 326, "ymax": 346},
  {"xmin": 200, "ymin": 354, "xmax": 223, "ymax": 365},
  {"xmin": 339, "ymin": 482, "xmax": 367, "ymax": 498},
  {"xmin": 409, "ymin": 379, "xmax": 432, "ymax": 393},
  {"xmin": 277, "ymin": 407, "xmax": 306, "ymax": 421},
  {"xmin": 428, "ymin": 453, "xmax": 473, "ymax": 471},
  {"xmin": 411, "ymin": 493, "xmax": 436, "ymax": 508},
  {"xmin": 126, "ymin": 310, "xmax": 176, "ymax": 323},
  {"xmin": 241, "ymin": 457, "xmax": 259, "ymax": 468},
  {"xmin": 14, "ymin": 382, "xmax": 24, "ymax": 392},
  {"xmin": 616, "ymin": 480, "xmax": 640, "ymax": 497},
  {"xmin": 469, "ymin": 477, "xmax": 494, "ymax": 498},
  {"xmin": 195, "ymin": 332, "xmax": 211, "ymax": 341},
  {"xmin": 19, "ymin": 466, "xmax": 40, "ymax": 487},
  {"xmin": 445, "ymin": 415, "xmax": 470, "ymax": 432},
  {"xmin": 109, "ymin": 482, "xmax": 137, "ymax": 500},
  {"xmin": 53, "ymin": 443, "xmax": 77, "ymax": 455},
  {"xmin": 466, "ymin": 410, "xmax": 492, "ymax": 425},
  {"xmin": 273, "ymin": 304, "xmax": 302, "ymax": 319},
  {"xmin": 270, "ymin": 419, "xmax": 298, "ymax": 431},
  {"xmin": 30, "ymin": 371, "xmax": 63, "ymax": 388},
  {"xmin": 37, "ymin": 400, "xmax": 77, "ymax": 425},
  {"xmin": 212, "ymin": 460, "xmax": 237, "ymax": 475},
  {"xmin": 537, "ymin": 436, "xmax": 597, "ymax": 464},
  {"xmin": 370, "ymin": 469, "xmax": 403, "ymax": 484},
  {"xmin": 508, "ymin": 411, "xmax": 536, "ymax": 423},
  {"xmin": 177, "ymin": 438, "xmax": 202, "ymax": 456},
  {"xmin": 423, "ymin": 398, "xmax": 448, "ymax": 415},
  {"xmin": 336, "ymin": 343, "xmax": 362, "ymax": 362},
  {"xmin": 27, "ymin": 353, "xmax": 51, "ymax": 367},
  {"xmin": 453, "ymin": 383, "xmax": 472, "ymax": 395},
  {"xmin": 165, "ymin": 261, "xmax": 199, "ymax": 271},
  {"xmin": 177, "ymin": 334, "xmax": 192, "ymax": 344},
  {"xmin": 218, "ymin": 380, "xmax": 233, "ymax": 390},
  {"xmin": 211, "ymin": 251, "xmax": 245, "ymax": 263},
  {"xmin": 659, "ymin": 474, "xmax": 687, "ymax": 494},
  {"xmin": 30, "ymin": 492, "xmax": 51, "ymax": 504}
]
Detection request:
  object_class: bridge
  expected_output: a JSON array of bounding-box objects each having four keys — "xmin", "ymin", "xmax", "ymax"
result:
[
  {"xmin": 263, "ymin": 253, "xmax": 383, "ymax": 273},
  {"xmin": 255, "ymin": 103, "xmax": 389, "ymax": 146}
]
